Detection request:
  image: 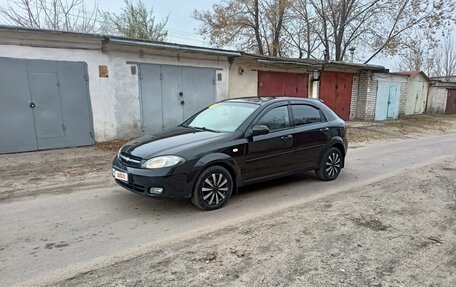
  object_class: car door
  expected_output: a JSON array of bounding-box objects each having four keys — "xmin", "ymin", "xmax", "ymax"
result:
[
  {"xmin": 242, "ymin": 104, "xmax": 294, "ymax": 181},
  {"xmin": 290, "ymin": 104, "xmax": 329, "ymax": 169}
]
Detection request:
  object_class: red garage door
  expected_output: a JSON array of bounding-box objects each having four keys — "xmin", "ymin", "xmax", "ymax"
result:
[
  {"xmin": 258, "ymin": 71, "xmax": 308, "ymax": 98},
  {"xmin": 319, "ymin": 72, "xmax": 353, "ymax": 120},
  {"xmin": 446, "ymin": 89, "xmax": 456, "ymax": 114}
]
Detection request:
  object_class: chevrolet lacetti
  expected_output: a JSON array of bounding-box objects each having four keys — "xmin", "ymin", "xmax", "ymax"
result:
[{"xmin": 112, "ymin": 97, "xmax": 348, "ymax": 210}]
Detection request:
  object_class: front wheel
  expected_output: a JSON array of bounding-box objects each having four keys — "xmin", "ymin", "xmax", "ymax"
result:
[
  {"xmin": 191, "ymin": 166, "xmax": 233, "ymax": 210},
  {"xmin": 315, "ymin": 147, "xmax": 343, "ymax": 181}
]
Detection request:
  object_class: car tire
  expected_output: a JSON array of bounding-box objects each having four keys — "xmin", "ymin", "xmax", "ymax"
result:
[
  {"xmin": 191, "ymin": 165, "xmax": 233, "ymax": 211},
  {"xmin": 315, "ymin": 147, "xmax": 343, "ymax": 181}
]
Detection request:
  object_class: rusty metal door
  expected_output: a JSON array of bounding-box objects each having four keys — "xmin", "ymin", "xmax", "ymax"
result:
[
  {"xmin": 446, "ymin": 89, "xmax": 456, "ymax": 114},
  {"xmin": 258, "ymin": 71, "xmax": 308, "ymax": 98},
  {"xmin": 319, "ymin": 72, "xmax": 353, "ymax": 120}
]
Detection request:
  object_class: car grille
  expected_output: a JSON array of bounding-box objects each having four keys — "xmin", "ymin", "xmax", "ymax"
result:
[
  {"xmin": 119, "ymin": 152, "xmax": 143, "ymax": 168},
  {"xmin": 116, "ymin": 179, "xmax": 146, "ymax": 193}
]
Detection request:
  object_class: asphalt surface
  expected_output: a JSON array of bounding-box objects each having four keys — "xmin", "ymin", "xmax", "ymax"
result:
[{"xmin": 1, "ymin": 133, "xmax": 455, "ymax": 287}]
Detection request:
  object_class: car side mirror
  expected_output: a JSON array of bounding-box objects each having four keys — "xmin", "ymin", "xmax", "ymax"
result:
[{"xmin": 251, "ymin": 125, "xmax": 270, "ymax": 136}]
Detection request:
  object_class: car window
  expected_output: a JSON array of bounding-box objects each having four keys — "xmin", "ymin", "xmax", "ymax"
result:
[
  {"xmin": 182, "ymin": 102, "xmax": 258, "ymax": 132},
  {"xmin": 291, "ymin": 105, "xmax": 323, "ymax": 126},
  {"xmin": 257, "ymin": 106, "xmax": 290, "ymax": 131}
]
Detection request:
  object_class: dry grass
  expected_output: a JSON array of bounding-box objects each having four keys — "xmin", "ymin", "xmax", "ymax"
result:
[
  {"xmin": 95, "ymin": 140, "xmax": 127, "ymax": 152},
  {"xmin": 347, "ymin": 114, "xmax": 456, "ymax": 144}
]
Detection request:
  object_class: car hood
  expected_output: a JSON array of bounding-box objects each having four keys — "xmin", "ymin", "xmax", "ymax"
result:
[{"xmin": 122, "ymin": 127, "xmax": 227, "ymax": 159}]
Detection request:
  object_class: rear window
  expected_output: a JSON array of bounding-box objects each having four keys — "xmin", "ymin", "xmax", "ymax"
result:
[{"xmin": 291, "ymin": 105, "xmax": 323, "ymax": 126}]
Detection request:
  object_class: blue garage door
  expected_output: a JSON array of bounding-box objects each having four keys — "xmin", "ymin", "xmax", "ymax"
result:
[{"xmin": 375, "ymin": 81, "xmax": 400, "ymax": 121}]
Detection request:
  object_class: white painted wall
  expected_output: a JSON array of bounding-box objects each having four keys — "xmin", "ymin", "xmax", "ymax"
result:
[
  {"xmin": 0, "ymin": 44, "xmax": 230, "ymax": 141},
  {"xmin": 229, "ymin": 62, "xmax": 258, "ymax": 98},
  {"xmin": 427, "ymin": 86, "xmax": 447, "ymax": 114}
]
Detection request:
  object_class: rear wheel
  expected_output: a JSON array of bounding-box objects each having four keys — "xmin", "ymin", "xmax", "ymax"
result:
[
  {"xmin": 316, "ymin": 147, "xmax": 343, "ymax": 181},
  {"xmin": 191, "ymin": 166, "xmax": 233, "ymax": 210}
]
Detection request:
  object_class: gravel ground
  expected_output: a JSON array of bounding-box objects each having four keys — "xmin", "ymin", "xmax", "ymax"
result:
[
  {"xmin": 347, "ymin": 114, "xmax": 456, "ymax": 144},
  {"xmin": 51, "ymin": 157, "xmax": 456, "ymax": 287},
  {"xmin": 0, "ymin": 114, "xmax": 455, "ymax": 202}
]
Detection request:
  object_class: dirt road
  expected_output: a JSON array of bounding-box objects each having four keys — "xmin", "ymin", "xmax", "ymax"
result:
[
  {"xmin": 0, "ymin": 133, "xmax": 455, "ymax": 286},
  {"xmin": 54, "ymin": 157, "xmax": 456, "ymax": 287}
]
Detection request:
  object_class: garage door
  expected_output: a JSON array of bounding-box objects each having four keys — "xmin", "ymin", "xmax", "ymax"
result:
[
  {"xmin": 446, "ymin": 89, "xmax": 456, "ymax": 114},
  {"xmin": 374, "ymin": 81, "xmax": 400, "ymax": 121},
  {"xmin": 319, "ymin": 72, "xmax": 353, "ymax": 120},
  {"xmin": 139, "ymin": 64, "xmax": 216, "ymax": 134},
  {"xmin": 0, "ymin": 58, "xmax": 94, "ymax": 154},
  {"xmin": 258, "ymin": 71, "xmax": 308, "ymax": 98}
]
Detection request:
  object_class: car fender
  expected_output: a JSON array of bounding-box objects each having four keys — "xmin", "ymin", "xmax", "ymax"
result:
[{"xmin": 189, "ymin": 153, "xmax": 242, "ymax": 187}]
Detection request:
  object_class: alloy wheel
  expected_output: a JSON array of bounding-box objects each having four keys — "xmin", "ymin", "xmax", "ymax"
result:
[
  {"xmin": 325, "ymin": 151, "xmax": 341, "ymax": 178},
  {"xmin": 201, "ymin": 173, "xmax": 229, "ymax": 206}
]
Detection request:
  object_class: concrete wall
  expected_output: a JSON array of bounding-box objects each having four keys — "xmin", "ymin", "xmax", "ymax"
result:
[
  {"xmin": 426, "ymin": 87, "xmax": 448, "ymax": 114},
  {"xmin": 0, "ymin": 44, "xmax": 230, "ymax": 141},
  {"xmin": 229, "ymin": 61, "xmax": 258, "ymax": 98}
]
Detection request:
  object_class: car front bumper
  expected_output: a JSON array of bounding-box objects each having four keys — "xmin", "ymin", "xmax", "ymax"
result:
[{"xmin": 112, "ymin": 156, "xmax": 193, "ymax": 199}]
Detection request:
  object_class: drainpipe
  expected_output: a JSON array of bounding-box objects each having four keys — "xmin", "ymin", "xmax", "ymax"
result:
[{"xmin": 311, "ymin": 50, "xmax": 328, "ymax": 99}]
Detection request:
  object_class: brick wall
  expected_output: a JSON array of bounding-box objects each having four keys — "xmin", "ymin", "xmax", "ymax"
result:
[
  {"xmin": 398, "ymin": 82, "xmax": 408, "ymax": 117},
  {"xmin": 350, "ymin": 74, "xmax": 359, "ymax": 120},
  {"xmin": 355, "ymin": 71, "xmax": 376, "ymax": 120},
  {"xmin": 365, "ymin": 75, "xmax": 378, "ymax": 120}
]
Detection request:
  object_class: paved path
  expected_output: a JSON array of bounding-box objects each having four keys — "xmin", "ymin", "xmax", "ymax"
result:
[{"xmin": 1, "ymin": 134, "xmax": 455, "ymax": 286}]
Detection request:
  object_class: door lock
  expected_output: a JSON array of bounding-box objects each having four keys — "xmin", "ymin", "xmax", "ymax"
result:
[
  {"xmin": 178, "ymin": 91, "xmax": 184, "ymax": 105},
  {"xmin": 29, "ymin": 102, "xmax": 36, "ymax": 108}
]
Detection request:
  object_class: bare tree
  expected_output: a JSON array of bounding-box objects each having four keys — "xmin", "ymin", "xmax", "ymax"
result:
[
  {"xmin": 365, "ymin": 0, "xmax": 455, "ymax": 64},
  {"xmin": 0, "ymin": 0, "xmax": 107, "ymax": 33},
  {"xmin": 433, "ymin": 36, "xmax": 456, "ymax": 80},
  {"xmin": 283, "ymin": 0, "xmax": 321, "ymax": 59},
  {"xmin": 106, "ymin": 0, "xmax": 168, "ymax": 41},
  {"xmin": 195, "ymin": 0, "xmax": 455, "ymax": 63},
  {"xmin": 193, "ymin": 0, "xmax": 290, "ymax": 56}
]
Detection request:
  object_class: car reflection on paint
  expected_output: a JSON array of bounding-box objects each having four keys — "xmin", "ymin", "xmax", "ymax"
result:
[{"xmin": 112, "ymin": 97, "xmax": 348, "ymax": 210}]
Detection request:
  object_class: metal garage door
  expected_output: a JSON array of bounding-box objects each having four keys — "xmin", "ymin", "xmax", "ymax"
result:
[
  {"xmin": 0, "ymin": 58, "xmax": 94, "ymax": 154},
  {"xmin": 258, "ymin": 71, "xmax": 308, "ymax": 98},
  {"xmin": 139, "ymin": 64, "xmax": 216, "ymax": 134},
  {"xmin": 446, "ymin": 89, "xmax": 456, "ymax": 114},
  {"xmin": 374, "ymin": 81, "xmax": 400, "ymax": 121},
  {"xmin": 319, "ymin": 72, "xmax": 353, "ymax": 120}
]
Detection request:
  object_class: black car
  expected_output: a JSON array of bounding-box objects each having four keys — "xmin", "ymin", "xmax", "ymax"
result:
[{"xmin": 112, "ymin": 97, "xmax": 347, "ymax": 210}]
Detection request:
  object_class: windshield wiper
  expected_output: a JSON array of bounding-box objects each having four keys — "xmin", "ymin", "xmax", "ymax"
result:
[{"xmin": 189, "ymin": 126, "xmax": 220, "ymax": 133}]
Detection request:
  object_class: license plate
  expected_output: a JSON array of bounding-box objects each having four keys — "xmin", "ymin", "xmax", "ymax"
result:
[{"xmin": 113, "ymin": 169, "xmax": 128, "ymax": 182}]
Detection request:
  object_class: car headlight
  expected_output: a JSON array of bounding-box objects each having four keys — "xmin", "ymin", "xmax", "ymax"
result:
[
  {"xmin": 117, "ymin": 146, "xmax": 123, "ymax": 158},
  {"xmin": 142, "ymin": 155, "xmax": 185, "ymax": 169}
]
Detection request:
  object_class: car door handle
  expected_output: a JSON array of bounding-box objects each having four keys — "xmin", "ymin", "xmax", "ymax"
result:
[
  {"xmin": 280, "ymin": 135, "xmax": 293, "ymax": 141},
  {"xmin": 320, "ymin": 127, "xmax": 329, "ymax": 132}
]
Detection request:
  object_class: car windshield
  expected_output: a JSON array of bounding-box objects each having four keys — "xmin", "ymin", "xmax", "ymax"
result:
[{"xmin": 181, "ymin": 102, "xmax": 259, "ymax": 132}]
